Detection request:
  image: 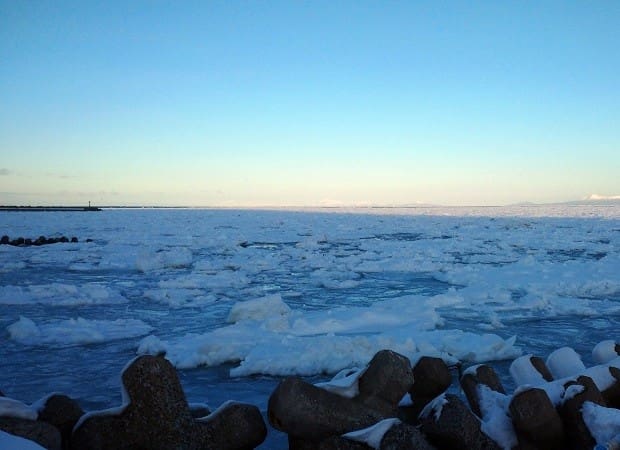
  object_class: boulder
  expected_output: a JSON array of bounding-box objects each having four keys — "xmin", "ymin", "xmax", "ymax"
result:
[
  {"xmin": 602, "ymin": 366, "xmax": 620, "ymax": 408},
  {"xmin": 70, "ymin": 237, "xmax": 78, "ymax": 243},
  {"xmin": 269, "ymin": 377, "xmax": 386, "ymax": 440},
  {"xmin": 0, "ymin": 417, "xmax": 61, "ymax": 450},
  {"xmin": 357, "ymin": 350, "xmax": 414, "ymax": 414},
  {"xmin": 37, "ymin": 394, "xmax": 84, "ymax": 449},
  {"xmin": 71, "ymin": 355, "xmax": 266, "ymax": 450},
  {"xmin": 289, "ymin": 435, "xmax": 372, "ymax": 450},
  {"xmin": 460, "ymin": 365, "xmax": 505, "ymax": 417},
  {"xmin": 189, "ymin": 404, "xmax": 211, "ymax": 419},
  {"xmin": 419, "ymin": 394, "xmax": 500, "ymax": 450},
  {"xmin": 558, "ymin": 376, "xmax": 605, "ymax": 450},
  {"xmin": 379, "ymin": 423, "xmax": 436, "ymax": 450},
  {"xmin": 402, "ymin": 357, "xmax": 451, "ymax": 423},
  {"xmin": 196, "ymin": 402, "xmax": 267, "ymax": 450},
  {"xmin": 529, "ymin": 356, "xmax": 554, "ymax": 381},
  {"xmin": 509, "ymin": 387, "xmax": 566, "ymax": 450},
  {"xmin": 0, "ymin": 235, "xmax": 9, "ymax": 245}
]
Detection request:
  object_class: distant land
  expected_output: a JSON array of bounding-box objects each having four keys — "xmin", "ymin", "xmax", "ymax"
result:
[{"xmin": 1, "ymin": 196, "xmax": 618, "ymax": 210}]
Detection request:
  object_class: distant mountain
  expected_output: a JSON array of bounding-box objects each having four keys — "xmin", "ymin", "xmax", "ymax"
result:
[{"xmin": 560, "ymin": 195, "xmax": 620, "ymax": 206}]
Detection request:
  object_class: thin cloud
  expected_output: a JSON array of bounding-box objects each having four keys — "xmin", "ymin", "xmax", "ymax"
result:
[{"xmin": 0, "ymin": 168, "xmax": 11, "ymax": 176}]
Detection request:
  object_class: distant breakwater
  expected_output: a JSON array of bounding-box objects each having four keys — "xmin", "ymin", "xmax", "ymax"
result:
[
  {"xmin": 1, "ymin": 235, "xmax": 91, "ymax": 247},
  {"xmin": 0, "ymin": 206, "xmax": 101, "ymax": 212}
]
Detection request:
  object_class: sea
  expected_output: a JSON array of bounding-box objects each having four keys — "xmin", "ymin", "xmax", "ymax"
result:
[{"xmin": 1, "ymin": 205, "xmax": 619, "ymax": 448}]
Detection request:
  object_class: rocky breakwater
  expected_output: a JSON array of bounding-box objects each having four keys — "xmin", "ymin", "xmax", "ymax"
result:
[
  {"xmin": 0, "ymin": 235, "xmax": 89, "ymax": 247},
  {"xmin": 269, "ymin": 342, "xmax": 620, "ymax": 450},
  {"xmin": 0, "ymin": 355, "xmax": 267, "ymax": 450}
]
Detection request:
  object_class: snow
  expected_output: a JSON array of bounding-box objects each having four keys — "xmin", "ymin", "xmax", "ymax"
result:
[
  {"xmin": 315, "ymin": 367, "xmax": 366, "ymax": 398},
  {"xmin": 0, "ymin": 431, "xmax": 45, "ymax": 450},
  {"xmin": 546, "ymin": 347, "xmax": 586, "ymax": 379},
  {"xmin": 510, "ymin": 355, "xmax": 547, "ymax": 386},
  {"xmin": 582, "ymin": 401, "xmax": 620, "ymax": 446},
  {"xmin": 561, "ymin": 384, "xmax": 585, "ymax": 403},
  {"xmin": 7, "ymin": 316, "xmax": 153, "ymax": 346},
  {"xmin": 419, "ymin": 394, "xmax": 448, "ymax": 421},
  {"xmin": 593, "ymin": 340, "xmax": 619, "ymax": 364},
  {"xmin": 342, "ymin": 418, "xmax": 401, "ymax": 449},
  {"xmin": 0, "ymin": 397, "xmax": 37, "ymax": 420},
  {"xmin": 477, "ymin": 385, "xmax": 518, "ymax": 450}
]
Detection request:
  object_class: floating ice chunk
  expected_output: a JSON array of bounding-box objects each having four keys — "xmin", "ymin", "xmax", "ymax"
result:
[
  {"xmin": 136, "ymin": 247, "xmax": 192, "ymax": 272},
  {"xmin": 0, "ymin": 397, "xmax": 37, "ymax": 420},
  {"xmin": 593, "ymin": 340, "xmax": 619, "ymax": 364},
  {"xmin": 315, "ymin": 367, "xmax": 366, "ymax": 398},
  {"xmin": 510, "ymin": 355, "xmax": 547, "ymax": 386},
  {"xmin": 227, "ymin": 294, "xmax": 291, "ymax": 323},
  {"xmin": 0, "ymin": 283, "xmax": 127, "ymax": 306},
  {"xmin": 137, "ymin": 335, "xmax": 167, "ymax": 356},
  {"xmin": 7, "ymin": 316, "xmax": 41, "ymax": 341},
  {"xmin": 0, "ymin": 431, "xmax": 45, "ymax": 450},
  {"xmin": 582, "ymin": 401, "xmax": 620, "ymax": 446},
  {"xmin": 546, "ymin": 347, "xmax": 585, "ymax": 379},
  {"xmin": 342, "ymin": 418, "xmax": 401, "ymax": 449},
  {"xmin": 7, "ymin": 317, "xmax": 153, "ymax": 346}
]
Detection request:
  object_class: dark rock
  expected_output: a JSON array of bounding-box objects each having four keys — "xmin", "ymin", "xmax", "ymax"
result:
[
  {"xmin": 559, "ymin": 376, "xmax": 605, "ymax": 450},
  {"xmin": 410, "ymin": 357, "xmax": 451, "ymax": 401},
  {"xmin": 403, "ymin": 357, "xmax": 452, "ymax": 423},
  {"xmin": 460, "ymin": 365, "xmax": 505, "ymax": 417},
  {"xmin": 25, "ymin": 238, "xmax": 33, "ymax": 245},
  {"xmin": 85, "ymin": 238, "xmax": 93, "ymax": 243},
  {"xmin": 188, "ymin": 403, "xmax": 211, "ymax": 419},
  {"xmin": 509, "ymin": 387, "xmax": 566, "ymax": 450},
  {"xmin": 602, "ymin": 366, "xmax": 620, "ymax": 408},
  {"xmin": 420, "ymin": 394, "xmax": 501, "ymax": 450},
  {"xmin": 530, "ymin": 355, "xmax": 554, "ymax": 381},
  {"xmin": 59, "ymin": 236, "xmax": 68, "ymax": 243},
  {"xmin": 0, "ymin": 235, "xmax": 9, "ymax": 245},
  {"xmin": 0, "ymin": 390, "xmax": 4, "ymax": 396},
  {"xmin": 290, "ymin": 434, "xmax": 372, "ymax": 450},
  {"xmin": 11, "ymin": 237, "xmax": 25, "ymax": 246},
  {"xmin": 0, "ymin": 417, "xmax": 62, "ymax": 450},
  {"xmin": 70, "ymin": 237, "xmax": 78, "ymax": 243},
  {"xmin": 37, "ymin": 394, "xmax": 84, "ymax": 450},
  {"xmin": 71, "ymin": 355, "xmax": 266, "ymax": 450},
  {"xmin": 380, "ymin": 423, "xmax": 436, "ymax": 450},
  {"xmin": 35, "ymin": 236, "xmax": 47, "ymax": 245},
  {"xmin": 196, "ymin": 402, "xmax": 267, "ymax": 450},
  {"xmin": 268, "ymin": 377, "xmax": 385, "ymax": 440},
  {"xmin": 358, "ymin": 350, "xmax": 414, "ymax": 414}
]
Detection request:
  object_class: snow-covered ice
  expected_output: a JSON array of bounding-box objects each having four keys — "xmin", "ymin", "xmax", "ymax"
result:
[{"xmin": 7, "ymin": 316, "xmax": 153, "ymax": 346}]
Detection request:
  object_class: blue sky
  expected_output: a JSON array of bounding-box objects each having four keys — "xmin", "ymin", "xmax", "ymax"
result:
[{"xmin": 1, "ymin": 1, "xmax": 619, "ymax": 206}]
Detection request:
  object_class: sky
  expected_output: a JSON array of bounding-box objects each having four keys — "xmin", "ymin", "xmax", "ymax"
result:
[{"xmin": 1, "ymin": 1, "xmax": 619, "ymax": 207}]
